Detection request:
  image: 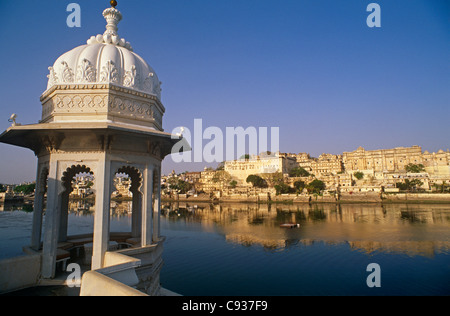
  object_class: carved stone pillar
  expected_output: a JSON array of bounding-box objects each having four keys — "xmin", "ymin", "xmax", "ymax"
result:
[
  {"xmin": 58, "ymin": 191, "xmax": 70, "ymax": 243},
  {"xmin": 31, "ymin": 162, "xmax": 49, "ymax": 251},
  {"xmin": 92, "ymin": 155, "xmax": 113, "ymax": 270},
  {"xmin": 42, "ymin": 159, "xmax": 63, "ymax": 279},
  {"xmin": 152, "ymin": 165, "xmax": 161, "ymax": 241},
  {"xmin": 141, "ymin": 165, "xmax": 154, "ymax": 247},
  {"xmin": 131, "ymin": 188, "xmax": 142, "ymax": 238}
]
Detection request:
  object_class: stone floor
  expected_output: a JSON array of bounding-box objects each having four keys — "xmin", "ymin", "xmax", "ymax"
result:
[{"xmin": 2, "ymin": 285, "xmax": 80, "ymax": 296}]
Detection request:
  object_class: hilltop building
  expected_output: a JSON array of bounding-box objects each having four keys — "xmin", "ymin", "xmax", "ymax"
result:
[
  {"xmin": 166, "ymin": 145, "xmax": 450, "ymax": 195},
  {"xmin": 224, "ymin": 152, "xmax": 297, "ymax": 185},
  {"xmin": 342, "ymin": 145, "xmax": 450, "ymax": 175}
]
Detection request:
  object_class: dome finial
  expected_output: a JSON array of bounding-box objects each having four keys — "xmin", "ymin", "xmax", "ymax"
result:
[
  {"xmin": 102, "ymin": 3, "xmax": 122, "ymax": 37},
  {"xmin": 86, "ymin": 1, "xmax": 133, "ymax": 51}
]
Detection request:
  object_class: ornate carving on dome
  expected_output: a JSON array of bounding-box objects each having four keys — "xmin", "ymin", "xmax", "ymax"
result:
[
  {"xmin": 76, "ymin": 59, "xmax": 97, "ymax": 83},
  {"xmin": 87, "ymin": 34, "xmax": 133, "ymax": 52},
  {"xmin": 156, "ymin": 81, "xmax": 162, "ymax": 99},
  {"xmin": 143, "ymin": 73, "xmax": 154, "ymax": 91},
  {"xmin": 100, "ymin": 60, "xmax": 120, "ymax": 84},
  {"xmin": 123, "ymin": 65, "xmax": 139, "ymax": 89},
  {"xmin": 143, "ymin": 73, "xmax": 162, "ymax": 99},
  {"xmin": 47, "ymin": 67, "xmax": 59, "ymax": 86},
  {"xmin": 61, "ymin": 61, "xmax": 75, "ymax": 83},
  {"xmin": 46, "ymin": 3, "xmax": 165, "ymax": 104}
]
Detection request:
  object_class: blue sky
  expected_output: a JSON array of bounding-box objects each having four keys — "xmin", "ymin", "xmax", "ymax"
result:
[{"xmin": 0, "ymin": 0, "xmax": 449, "ymax": 183}]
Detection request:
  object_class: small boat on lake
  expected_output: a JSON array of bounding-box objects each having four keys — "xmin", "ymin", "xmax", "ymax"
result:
[{"xmin": 280, "ymin": 223, "xmax": 300, "ymax": 229}]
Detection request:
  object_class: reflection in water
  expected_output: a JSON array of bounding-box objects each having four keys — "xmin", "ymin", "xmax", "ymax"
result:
[
  {"xmin": 8, "ymin": 200, "xmax": 447, "ymax": 258},
  {"xmin": 161, "ymin": 202, "xmax": 450, "ymax": 257},
  {"xmin": 0, "ymin": 202, "xmax": 34, "ymax": 213},
  {"xmin": 62, "ymin": 200, "xmax": 134, "ymax": 237},
  {"xmin": 67, "ymin": 199, "xmax": 133, "ymax": 218},
  {"xmin": 110, "ymin": 201, "xmax": 133, "ymax": 218},
  {"xmin": 68, "ymin": 200, "xmax": 95, "ymax": 215}
]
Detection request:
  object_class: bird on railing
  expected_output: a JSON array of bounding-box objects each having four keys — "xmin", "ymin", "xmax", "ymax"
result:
[
  {"xmin": 176, "ymin": 127, "xmax": 185, "ymax": 137},
  {"xmin": 8, "ymin": 114, "xmax": 17, "ymax": 126}
]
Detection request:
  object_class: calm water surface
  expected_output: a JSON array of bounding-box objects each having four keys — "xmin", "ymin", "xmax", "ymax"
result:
[{"xmin": 0, "ymin": 201, "xmax": 449, "ymax": 296}]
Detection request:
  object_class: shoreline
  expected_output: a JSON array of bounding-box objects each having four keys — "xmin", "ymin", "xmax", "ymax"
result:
[
  {"xmin": 162, "ymin": 192, "xmax": 450, "ymax": 205},
  {"xmin": 2, "ymin": 194, "xmax": 449, "ymax": 207}
]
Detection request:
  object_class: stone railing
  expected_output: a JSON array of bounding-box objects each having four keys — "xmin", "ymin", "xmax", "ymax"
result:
[
  {"xmin": 80, "ymin": 251, "xmax": 146, "ymax": 296},
  {"xmin": 80, "ymin": 270, "xmax": 147, "ymax": 296},
  {"xmin": 80, "ymin": 239, "xmax": 167, "ymax": 296}
]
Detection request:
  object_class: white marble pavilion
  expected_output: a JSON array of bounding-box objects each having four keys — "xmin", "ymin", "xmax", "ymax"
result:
[{"xmin": 0, "ymin": 1, "xmax": 188, "ymax": 295}]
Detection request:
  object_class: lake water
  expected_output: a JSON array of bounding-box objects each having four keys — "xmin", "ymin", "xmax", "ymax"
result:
[{"xmin": 0, "ymin": 201, "xmax": 449, "ymax": 296}]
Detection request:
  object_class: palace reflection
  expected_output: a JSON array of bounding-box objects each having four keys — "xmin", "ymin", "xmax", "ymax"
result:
[
  {"xmin": 160, "ymin": 202, "xmax": 450, "ymax": 257},
  {"xmin": 62, "ymin": 200, "xmax": 450, "ymax": 257},
  {"xmin": 67, "ymin": 199, "xmax": 132, "ymax": 218}
]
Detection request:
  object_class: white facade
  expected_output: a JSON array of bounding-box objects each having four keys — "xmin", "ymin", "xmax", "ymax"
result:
[{"xmin": 224, "ymin": 152, "xmax": 297, "ymax": 185}]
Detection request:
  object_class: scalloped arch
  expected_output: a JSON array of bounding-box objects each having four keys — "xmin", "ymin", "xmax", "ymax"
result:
[
  {"xmin": 116, "ymin": 166, "xmax": 142, "ymax": 192},
  {"xmin": 61, "ymin": 165, "xmax": 94, "ymax": 193}
]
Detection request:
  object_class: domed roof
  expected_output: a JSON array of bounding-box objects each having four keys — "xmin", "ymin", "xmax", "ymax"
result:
[{"xmin": 46, "ymin": 5, "xmax": 161, "ymax": 100}]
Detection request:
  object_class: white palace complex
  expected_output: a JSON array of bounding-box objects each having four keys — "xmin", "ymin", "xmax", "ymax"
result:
[{"xmin": 216, "ymin": 145, "xmax": 450, "ymax": 192}]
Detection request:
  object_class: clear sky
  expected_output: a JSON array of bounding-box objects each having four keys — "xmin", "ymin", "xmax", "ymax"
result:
[{"xmin": 0, "ymin": 0, "xmax": 449, "ymax": 183}]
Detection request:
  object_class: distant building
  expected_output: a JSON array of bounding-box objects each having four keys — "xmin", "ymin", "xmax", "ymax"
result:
[
  {"xmin": 422, "ymin": 149, "xmax": 450, "ymax": 176},
  {"xmin": 112, "ymin": 176, "xmax": 133, "ymax": 198},
  {"xmin": 198, "ymin": 168, "xmax": 223, "ymax": 193},
  {"xmin": 343, "ymin": 146, "xmax": 424, "ymax": 173},
  {"xmin": 170, "ymin": 145, "xmax": 450, "ymax": 194},
  {"xmin": 342, "ymin": 145, "xmax": 450, "ymax": 176},
  {"xmin": 184, "ymin": 171, "xmax": 202, "ymax": 183},
  {"xmin": 224, "ymin": 152, "xmax": 297, "ymax": 185}
]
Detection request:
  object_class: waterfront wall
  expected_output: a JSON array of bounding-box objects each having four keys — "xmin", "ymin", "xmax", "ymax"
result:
[
  {"xmin": 341, "ymin": 193, "xmax": 382, "ymax": 203},
  {"xmin": 163, "ymin": 192, "xmax": 450, "ymax": 204},
  {"xmin": 382, "ymin": 193, "xmax": 450, "ymax": 202}
]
